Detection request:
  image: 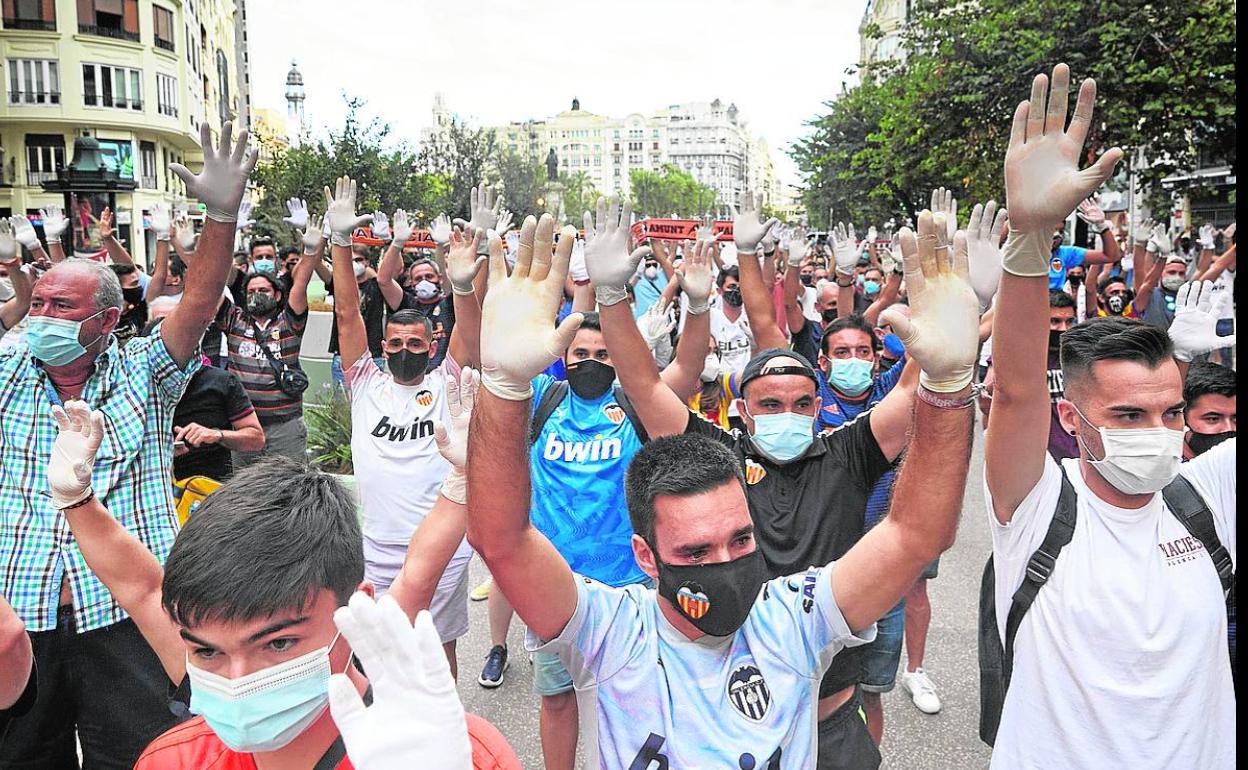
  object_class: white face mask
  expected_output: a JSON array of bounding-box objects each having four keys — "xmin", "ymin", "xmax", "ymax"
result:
[
  {"xmin": 700, "ymin": 352, "xmax": 721, "ymax": 382},
  {"xmin": 1072, "ymin": 404, "xmax": 1184, "ymax": 495}
]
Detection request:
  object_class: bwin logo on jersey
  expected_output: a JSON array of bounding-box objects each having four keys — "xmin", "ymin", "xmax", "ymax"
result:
[
  {"xmin": 542, "ymin": 432, "xmax": 623, "ymax": 463},
  {"xmin": 727, "ymin": 664, "xmax": 771, "ymax": 722}
]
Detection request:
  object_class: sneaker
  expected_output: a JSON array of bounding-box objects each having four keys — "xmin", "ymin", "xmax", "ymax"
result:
[
  {"xmin": 478, "ymin": 645, "xmax": 509, "ymax": 688},
  {"xmin": 470, "ymin": 579, "xmax": 492, "ymax": 602},
  {"xmin": 901, "ymin": 667, "xmax": 942, "ymax": 714}
]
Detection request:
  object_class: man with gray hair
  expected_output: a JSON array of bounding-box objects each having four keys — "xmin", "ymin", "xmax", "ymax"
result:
[{"xmin": 0, "ymin": 122, "xmax": 256, "ymax": 768}]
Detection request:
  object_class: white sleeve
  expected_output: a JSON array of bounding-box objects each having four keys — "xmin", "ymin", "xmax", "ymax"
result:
[
  {"xmin": 525, "ymin": 577, "xmax": 646, "ymax": 688},
  {"xmin": 749, "ymin": 566, "xmax": 876, "ymax": 676},
  {"xmin": 1179, "ymin": 437, "xmax": 1236, "ymax": 568}
]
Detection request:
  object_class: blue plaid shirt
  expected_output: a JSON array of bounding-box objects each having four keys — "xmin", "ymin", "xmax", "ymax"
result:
[{"xmin": 0, "ymin": 333, "xmax": 199, "ymax": 632}]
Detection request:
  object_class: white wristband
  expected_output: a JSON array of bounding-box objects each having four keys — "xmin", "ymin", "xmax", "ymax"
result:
[{"xmin": 1001, "ymin": 229, "xmax": 1052, "ymax": 278}]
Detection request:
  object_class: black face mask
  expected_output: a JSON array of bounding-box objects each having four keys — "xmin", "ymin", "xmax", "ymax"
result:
[
  {"xmin": 657, "ymin": 549, "xmax": 768, "ymax": 636},
  {"xmin": 388, "ymin": 349, "xmax": 429, "ymax": 382},
  {"xmin": 1068, "ymin": 274, "xmax": 1085, "ymax": 287},
  {"xmin": 799, "ymin": 274, "xmax": 813, "ymax": 287},
  {"xmin": 247, "ymin": 292, "xmax": 279, "ymax": 316},
  {"xmin": 566, "ymin": 359, "xmax": 615, "ymax": 400},
  {"xmin": 1106, "ymin": 295, "xmax": 1127, "ymax": 315},
  {"xmin": 122, "ymin": 286, "xmax": 145, "ymax": 306},
  {"xmin": 1188, "ymin": 430, "xmax": 1234, "ymax": 457},
  {"xmin": 722, "ymin": 288, "xmax": 743, "ymax": 307},
  {"xmin": 821, "ymin": 309, "xmax": 838, "ymax": 324}
]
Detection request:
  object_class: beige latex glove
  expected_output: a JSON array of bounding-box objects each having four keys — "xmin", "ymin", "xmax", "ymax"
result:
[
  {"xmin": 966, "ymin": 200, "xmax": 1009, "ymax": 307},
  {"xmin": 433, "ymin": 367, "xmax": 478, "ymax": 504},
  {"xmin": 48, "ymin": 400, "xmax": 104, "ymax": 510},
  {"xmin": 584, "ymin": 197, "xmax": 651, "ymax": 307},
  {"xmin": 677, "ymin": 238, "xmax": 715, "ymax": 315},
  {"xmin": 445, "ymin": 228, "xmax": 486, "ymax": 296},
  {"xmin": 324, "ymin": 176, "xmax": 374, "ymax": 248}
]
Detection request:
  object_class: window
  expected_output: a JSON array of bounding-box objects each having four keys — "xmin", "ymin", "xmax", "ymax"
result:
[
  {"xmin": 152, "ymin": 5, "xmax": 174, "ymax": 51},
  {"xmin": 78, "ymin": 0, "xmax": 140, "ymax": 42},
  {"xmin": 25, "ymin": 134, "xmax": 64, "ymax": 186},
  {"xmin": 156, "ymin": 73, "xmax": 177, "ymax": 116},
  {"xmin": 3, "ymin": 0, "xmax": 56, "ymax": 30},
  {"xmin": 139, "ymin": 141, "xmax": 156, "ymax": 188},
  {"xmin": 7, "ymin": 59, "xmax": 59, "ymax": 105},
  {"xmin": 82, "ymin": 63, "xmax": 142, "ymax": 110}
]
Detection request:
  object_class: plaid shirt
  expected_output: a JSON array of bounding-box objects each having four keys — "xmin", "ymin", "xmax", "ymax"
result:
[{"xmin": 0, "ymin": 334, "xmax": 199, "ymax": 632}]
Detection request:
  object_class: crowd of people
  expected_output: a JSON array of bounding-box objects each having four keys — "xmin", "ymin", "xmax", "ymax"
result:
[{"xmin": 0, "ymin": 62, "xmax": 1236, "ymax": 769}]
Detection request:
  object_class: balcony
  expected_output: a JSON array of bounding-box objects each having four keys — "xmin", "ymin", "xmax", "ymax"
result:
[
  {"xmin": 140, "ymin": 174, "xmax": 157, "ymax": 189},
  {"xmin": 78, "ymin": 23, "xmax": 140, "ymax": 43},
  {"xmin": 84, "ymin": 94, "xmax": 143, "ymax": 111},
  {"xmin": 26, "ymin": 170, "xmax": 58, "ymax": 186},
  {"xmin": 9, "ymin": 91, "xmax": 61, "ymax": 106},
  {"xmin": 155, "ymin": 38, "xmax": 175, "ymax": 53},
  {"xmin": 3, "ymin": 16, "xmax": 57, "ymax": 31}
]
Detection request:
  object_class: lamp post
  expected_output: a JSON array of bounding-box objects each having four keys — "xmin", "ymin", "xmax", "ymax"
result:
[{"xmin": 41, "ymin": 133, "xmax": 136, "ymax": 257}]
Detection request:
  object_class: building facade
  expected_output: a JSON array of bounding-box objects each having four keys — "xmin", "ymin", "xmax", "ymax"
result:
[
  {"xmin": 859, "ymin": 0, "xmax": 908, "ymax": 67},
  {"xmin": 0, "ymin": 0, "xmax": 250, "ymax": 266}
]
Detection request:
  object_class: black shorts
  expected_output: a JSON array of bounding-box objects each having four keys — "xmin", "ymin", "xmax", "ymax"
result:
[{"xmin": 816, "ymin": 689, "xmax": 882, "ymax": 770}]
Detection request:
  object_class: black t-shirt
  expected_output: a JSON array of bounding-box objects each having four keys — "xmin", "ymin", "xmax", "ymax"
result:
[
  {"xmin": 408, "ymin": 294, "xmax": 455, "ymax": 370},
  {"xmin": 684, "ymin": 410, "xmax": 891, "ymax": 697},
  {"xmin": 173, "ymin": 366, "xmax": 256, "ymax": 481},
  {"xmin": 325, "ymin": 278, "xmax": 414, "ymax": 358}
]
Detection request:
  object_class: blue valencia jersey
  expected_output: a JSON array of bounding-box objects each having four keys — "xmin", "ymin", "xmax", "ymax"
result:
[
  {"xmin": 530, "ymin": 374, "xmax": 647, "ymax": 587},
  {"xmin": 1048, "ymin": 245, "xmax": 1087, "ymax": 290},
  {"xmin": 528, "ymin": 567, "xmax": 875, "ymax": 769},
  {"xmin": 815, "ymin": 356, "xmax": 905, "ymax": 433}
]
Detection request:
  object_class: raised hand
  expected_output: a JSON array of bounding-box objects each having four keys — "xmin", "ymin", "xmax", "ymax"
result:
[
  {"xmin": 301, "ymin": 215, "xmax": 323, "ymax": 254},
  {"xmin": 48, "ymin": 400, "xmax": 104, "ymax": 510},
  {"xmin": 478, "ymin": 215, "xmax": 583, "ymax": 400},
  {"xmin": 170, "ymin": 121, "xmax": 258, "ymax": 223},
  {"xmin": 568, "ymin": 237, "xmax": 588, "ymax": 283},
  {"xmin": 637, "ymin": 301, "xmax": 677, "ymax": 351},
  {"xmin": 787, "ymin": 226, "xmax": 810, "ymax": 268},
  {"xmin": 732, "ymin": 189, "xmax": 779, "ymax": 255},
  {"xmin": 494, "ymin": 209, "xmax": 515, "ymax": 239},
  {"xmin": 429, "ymin": 214, "xmax": 452, "ymax": 246},
  {"xmin": 149, "ymin": 202, "xmax": 172, "ymax": 241},
  {"xmin": 1147, "ymin": 223, "xmax": 1173, "ymax": 256},
  {"xmin": 1197, "ymin": 224, "xmax": 1216, "ymax": 251},
  {"xmin": 8, "ymin": 214, "xmax": 41, "ymax": 250},
  {"xmin": 966, "ymin": 200, "xmax": 1009, "ymax": 307},
  {"xmin": 173, "ymin": 216, "xmax": 196, "ymax": 252},
  {"xmin": 371, "ymin": 210, "xmax": 391, "ymax": 241},
  {"xmin": 930, "ymin": 188, "xmax": 958, "ymax": 239},
  {"xmin": 236, "ymin": 198, "xmax": 255, "ymax": 231},
  {"xmin": 323, "ymin": 176, "xmax": 373, "ymax": 247},
  {"xmin": 391, "ymin": 209, "xmax": 413, "ymax": 248},
  {"xmin": 466, "ymin": 183, "xmax": 502, "ymax": 234},
  {"xmin": 283, "ymin": 197, "xmax": 309, "ymax": 229},
  {"xmin": 328, "ymin": 594, "xmax": 472, "ymax": 770},
  {"xmin": 97, "ymin": 209, "xmax": 115, "ymax": 241},
  {"xmin": 40, "ymin": 205, "xmax": 69, "ymax": 240},
  {"xmin": 583, "ymin": 197, "xmax": 651, "ymax": 307},
  {"xmin": 445, "ymin": 227, "xmax": 486, "ymax": 296},
  {"xmin": 1168, "ymin": 281, "xmax": 1235, "ymax": 362},
  {"xmin": 1075, "ymin": 197, "xmax": 1107, "ymax": 230},
  {"xmin": 676, "ymin": 238, "xmax": 714, "ymax": 314},
  {"xmin": 831, "ymin": 221, "xmax": 859, "ymax": 277},
  {"xmin": 0, "ymin": 219, "xmax": 18, "ymax": 263},
  {"xmin": 1131, "ymin": 217, "xmax": 1156, "ymax": 248},
  {"xmin": 433, "ymin": 366, "xmax": 479, "ymax": 472},
  {"xmin": 880, "ymin": 211, "xmax": 980, "ymax": 393},
  {"xmin": 696, "ymin": 216, "xmax": 716, "ymax": 243}
]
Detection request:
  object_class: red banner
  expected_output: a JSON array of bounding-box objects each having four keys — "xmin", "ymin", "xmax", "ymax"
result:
[
  {"xmin": 351, "ymin": 227, "xmax": 438, "ymax": 250},
  {"xmin": 630, "ymin": 219, "xmax": 734, "ymax": 243}
]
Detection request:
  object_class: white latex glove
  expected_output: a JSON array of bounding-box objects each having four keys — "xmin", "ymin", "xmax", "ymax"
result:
[
  {"xmin": 170, "ymin": 121, "xmax": 258, "ymax": 223},
  {"xmin": 1004, "ymin": 63, "xmax": 1122, "ymax": 238},
  {"xmin": 732, "ymin": 189, "xmax": 779, "ymax": 255},
  {"xmin": 283, "ymin": 197, "xmax": 309, "ymax": 229},
  {"xmin": 1197, "ymin": 224, "xmax": 1216, "ymax": 250},
  {"xmin": 301, "ymin": 216, "xmax": 323, "ymax": 255},
  {"xmin": 171, "ymin": 195, "xmax": 188, "ymax": 220},
  {"xmin": 880, "ymin": 211, "xmax": 979, "ymax": 392},
  {"xmin": 323, "ymin": 176, "xmax": 373, "ymax": 247},
  {"xmin": 1076, "ymin": 197, "xmax": 1108, "ymax": 231},
  {"xmin": 584, "ymin": 197, "xmax": 651, "ymax": 307},
  {"xmin": 173, "ymin": 216, "xmax": 196, "ymax": 251},
  {"xmin": 866, "ymin": 225, "xmax": 878, "ymax": 244},
  {"xmin": 322, "ymin": 214, "xmax": 333, "ymax": 240},
  {"xmin": 696, "ymin": 217, "xmax": 716, "ymax": 244},
  {"xmin": 777, "ymin": 225, "xmax": 793, "ymax": 251},
  {"xmin": 10, "ymin": 215, "xmax": 40, "ymax": 250},
  {"xmin": 0, "ymin": 220, "xmax": 18, "ymax": 263},
  {"xmin": 1146, "ymin": 224, "xmax": 1173, "ymax": 256},
  {"xmin": 236, "ymin": 199, "xmax": 255, "ymax": 231},
  {"xmin": 1168, "ymin": 281, "xmax": 1235, "ymax": 362},
  {"xmin": 391, "ymin": 209, "xmax": 413, "ymax": 247},
  {"xmin": 760, "ymin": 221, "xmax": 779, "ymax": 254},
  {"xmin": 48, "ymin": 400, "xmax": 104, "ymax": 510},
  {"xmin": 430, "ymin": 214, "xmax": 452, "ymax": 246},
  {"xmin": 787, "ymin": 226, "xmax": 809, "ymax": 268},
  {"xmin": 149, "ymin": 203, "xmax": 171, "ymax": 241},
  {"xmin": 464, "ymin": 184, "xmax": 502, "ymax": 234},
  {"xmin": 39, "ymin": 205, "xmax": 68, "ymax": 240},
  {"xmin": 445, "ymin": 227, "xmax": 486, "ymax": 296},
  {"xmin": 930, "ymin": 188, "xmax": 958, "ymax": 240},
  {"xmin": 371, "ymin": 211, "xmax": 391, "ymax": 241},
  {"xmin": 479, "ymin": 215, "xmax": 584, "ymax": 400},
  {"xmin": 831, "ymin": 222, "xmax": 858, "ymax": 277},
  {"xmin": 676, "ymin": 238, "xmax": 714, "ymax": 314},
  {"xmin": 966, "ymin": 200, "xmax": 1009, "ymax": 307},
  {"xmin": 329, "ymin": 594, "xmax": 472, "ymax": 770},
  {"xmin": 638, "ymin": 301, "xmax": 676, "ymax": 351},
  {"xmin": 433, "ymin": 367, "xmax": 478, "ymax": 504},
  {"xmin": 569, "ymin": 238, "xmax": 589, "ymax": 283},
  {"xmin": 495, "ymin": 209, "xmax": 515, "ymax": 238},
  {"xmin": 1131, "ymin": 217, "xmax": 1156, "ymax": 248}
]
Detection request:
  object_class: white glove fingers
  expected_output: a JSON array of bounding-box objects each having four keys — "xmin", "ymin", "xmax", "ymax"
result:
[
  {"xmin": 1008, "ymin": 99, "xmax": 1029, "ymax": 151},
  {"xmin": 952, "ymin": 231, "xmax": 971, "ymax": 282},
  {"xmin": 1066, "ymin": 76, "xmax": 1098, "ymax": 150},
  {"xmin": 1195, "ymin": 280, "xmax": 1215, "ymax": 312},
  {"xmin": 547, "ymin": 224, "xmax": 577, "ymax": 287},
  {"xmin": 991, "ymin": 207, "xmax": 1009, "ymax": 241},
  {"xmin": 897, "ymin": 227, "xmax": 925, "ymax": 295},
  {"xmin": 878, "ymin": 306, "xmax": 914, "ymax": 345},
  {"xmin": 1174, "ymin": 281, "xmax": 1192, "ymax": 308},
  {"xmin": 547, "ymin": 313, "xmax": 585, "ymax": 361},
  {"xmin": 486, "ymin": 227, "xmax": 509, "ymax": 286},
  {"xmin": 1025, "ymin": 72, "xmax": 1049, "ymax": 142},
  {"xmin": 412, "ymin": 610, "xmax": 456, "ymax": 693},
  {"xmin": 168, "ymin": 163, "xmax": 193, "ymax": 188},
  {"xmin": 528, "ymin": 216, "xmax": 557, "ymax": 282},
  {"xmin": 512, "ymin": 216, "xmax": 537, "ymax": 279},
  {"xmin": 51, "ymin": 405, "xmax": 71, "ymax": 431},
  {"xmin": 968, "ymin": 203, "xmax": 984, "ymax": 234},
  {"xmin": 917, "ymin": 212, "xmax": 940, "ymax": 280},
  {"xmin": 327, "ymin": 672, "xmax": 366, "ymax": 733},
  {"xmin": 1043, "ymin": 63, "xmax": 1071, "ymax": 135},
  {"xmin": 459, "ymin": 368, "xmax": 479, "ymax": 416}
]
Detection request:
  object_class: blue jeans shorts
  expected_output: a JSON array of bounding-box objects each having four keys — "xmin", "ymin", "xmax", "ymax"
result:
[{"xmin": 859, "ymin": 599, "xmax": 906, "ymax": 693}]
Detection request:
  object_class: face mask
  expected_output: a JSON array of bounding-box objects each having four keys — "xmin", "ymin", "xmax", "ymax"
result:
[
  {"xmin": 387, "ymin": 349, "xmax": 429, "ymax": 382},
  {"xmin": 1106, "ymin": 295, "xmax": 1127, "ymax": 315},
  {"xmin": 566, "ymin": 358, "xmax": 616, "ymax": 400},
  {"xmin": 746, "ymin": 409, "xmax": 815, "ymax": 464},
  {"xmin": 1188, "ymin": 430, "xmax": 1235, "ymax": 457},
  {"xmin": 821, "ymin": 309, "xmax": 838, "ymax": 324},
  {"xmin": 353, "ymin": 261, "xmax": 367, "ymax": 280},
  {"xmin": 656, "ymin": 549, "xmax": 768, "ymax": 636},
  {"xmin": 122, "ymin": 286, "xmax": 145, "ymax": 306},
  {"xmin": 700, "ymin": 353, "xmax": 721, "ymax": 383},
  {"xmin": 186, "ymin": 634, "xmax": 346, "ymax": 753},
  {"xmin": 644, "ymin": 265, "xmax": 658, "ymax": 280},
  {"xmin": 863, "ymin": 280, "xmax": 881, "ymax": 296},
  {"xmin": 414, "ymin": 279, "xmax": 440, "ymax": 301},
  {"xmin": 722, "ymin": 288, "xmax": 743, "ymax": 307},
  {"xmin": 1067, "ymin": 274, "xmax": 1085, "ymax": 287},
  {"xmin": 253, "ymin": 258, "xmax": 275, "ymax": 274},
  {"xmin": 26, "ymin": 309, "xmax": 107, "ymax": 366},
  {"xmin": 1072, "ymin": 404, "xmax": 1184, "ymax": 495},
  {"xmin": 0, "ymin": 277, "xmax": 13, "ymax": 302},
  {"xmin": 799, "ymin": 274, "xmax": 813, "ymax": 287},
  {"xmin": 247, "ymin": 292, "xmax": 278, "ymax": 316},
  {"xmin": 1161, "ymin": 274, "xmax": 1186, "ymax": 292},
  {"xmin": 828, "ymin": 358, "xmax": 874, "ymax": 396}
]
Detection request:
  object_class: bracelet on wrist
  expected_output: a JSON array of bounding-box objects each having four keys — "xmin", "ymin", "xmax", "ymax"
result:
[
  {"xmin": 60, "ymin": 491, "xmax": 96, "ymax": 511},
  {"xmin": 916, "ymin": 385, "xmax": 974, "ymax": 410}
]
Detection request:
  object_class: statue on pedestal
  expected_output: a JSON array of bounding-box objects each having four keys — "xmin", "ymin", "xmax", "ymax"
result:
[{"xmin": 546, "ymin": 147, "xmax": 559, "ymax": 182}]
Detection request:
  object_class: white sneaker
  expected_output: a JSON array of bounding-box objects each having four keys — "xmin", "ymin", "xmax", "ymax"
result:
[{"xmin": 902, "ymin": 668, "xmax": 942, "ymax": 714}]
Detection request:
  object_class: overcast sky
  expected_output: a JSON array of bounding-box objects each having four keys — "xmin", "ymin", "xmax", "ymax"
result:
[{"xmin": 246, "ymin": 0, "xmax": 865, "ymax": 187}]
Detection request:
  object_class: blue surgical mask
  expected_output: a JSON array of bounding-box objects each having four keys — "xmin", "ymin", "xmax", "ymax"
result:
[
  {"xmin": 26, "ymin": 309, "xmax": 107, "ymax": 366},
  {"xmin": 828, "ymin": 358, "xmax": 874, "ymax": 396},
  {"xmin": 414, "ymin": 279, "xmax": 440, "ymax": 301},
  {"xmin": 864, "ymin": 280, "xmax": 881, "ymax": 296},
  {"xmin": 746, "ymin": 409, "xmax": 815, "ymax": 463},
  {"xmin": 253, "ymin": 258, "xmax": 275, "ymax": 274},
  {"xmin": 186, "ymin": 633, "xmax": 346, "ymax": 753}
]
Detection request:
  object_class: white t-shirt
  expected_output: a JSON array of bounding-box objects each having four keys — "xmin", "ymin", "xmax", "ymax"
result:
[
  {"xmin": 800, "ymin": 285, "xmax": 820, "ymax": 323},
  {"xmin": 1211, "ymin": 269, "xmax": 1235, "ymax": 321},
  {"xmin": 346, "ymin": 352, "xmax": 467, "ymax": 546},
  {"xmin": 709, "ymin": 305, "xmax": 753, "ymax": 418},
  {"xmin": 984, "ymin": 441, "xmax": 1236, "ymax": 769},
  {"xmin": 529, "ymin": 565, "xmax": 874, "ymax": 769}
]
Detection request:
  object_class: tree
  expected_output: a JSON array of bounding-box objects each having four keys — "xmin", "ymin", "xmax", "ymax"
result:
[
  {"xmin": 494, "ymin": 149, "xmax": 547, "ymax": 220},
  {"xmin": 417, "ymin": 118, "xmax": 498, "ymax": 222},
  {"xmin": 561, "ymin": 171, "xmax": 602, "ymax": 223},
  {"xmin": 628, "ymin": 165, "xmax": 719, "ymax": 218},
  {"xmin": 794, "ymin": 0, "xmax": 1237, "ymax": 227}
]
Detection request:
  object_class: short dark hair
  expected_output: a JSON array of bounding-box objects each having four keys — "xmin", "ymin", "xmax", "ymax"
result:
[
  {"xmin": 576, "ymin": 311, "xmax": 601, "ymax": 333},
  {"xmin": 385, "ymin": 308, "xmax": 434, "ymax": 338},
  {"xmin": 1097, "ymin": 273, "xmax": 1128, "ymax": 295},
  {"xmin": 249, "ymin": 236, "xmax": 276, "ymax": 256},
  {"xmin": 1049, "ymin": 290, "xmax": 1076, "ymax": 310},
  {"xmin": 1060, "ymin": 317, "xmax": 1174, "ymax": 392},
  {"xmin": 820, "ymin": 313, "xmax": 877, "ymax": 355},
  {"xmin": 162, "ymin": 457, "xmax": 364, "ymax": 628},
  {"xmin": 280, "ymin": 246, "xmax": 300, "ymax": 261},
  {"xmin": 109, "ymin": 263, "xmax": 137, "ymax": 278},
  {"xmin": 170, "ymin": 255, "xmax": 186, "ymax": 277},
  {"xmin": 624, "ymin": 433, "xmax": 745, "ymax": 548},
  {"xmin": 1184, "ymin": 362, "xmax": 1236, "ymax": 406},
  {"xmin": 716, "ymin": 265, "xmax": 740, "ymax": 288},
  {"xmin": 245, "ymin": 270, "xmax": 282, "ymax": 297}
]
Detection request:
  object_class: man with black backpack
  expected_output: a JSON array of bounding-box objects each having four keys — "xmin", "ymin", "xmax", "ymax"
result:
[{"xmin": 982, "ymin": 64, "xmax": 1235, "ymax": 769}]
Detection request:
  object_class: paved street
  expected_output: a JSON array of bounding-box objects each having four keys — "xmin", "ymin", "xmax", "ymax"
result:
[{"xmin": 452, "ymin": 428, "xmax": 996, "ymax": 769}]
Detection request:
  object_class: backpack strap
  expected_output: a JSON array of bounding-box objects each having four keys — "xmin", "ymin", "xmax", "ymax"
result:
[
  {"xmin": 1002, "ymin": 468, "xmax": 1078, "ymax": 672},
  {"xmin": 612, "ymin": 385, "xmax": 650, "ymax": 444},
  {"xmin": 1162, "ymin": 474, "xmax": 1235, "ymax": 598},
  {"xmin": 528, "ymin": 380, "xmax": 570, "ymax": 446}
]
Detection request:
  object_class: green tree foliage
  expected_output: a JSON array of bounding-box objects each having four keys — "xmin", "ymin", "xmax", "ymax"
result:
[
  {"xmin": 417, "ymin": 118, "xmax": 498, "ymax": 221},
  {"xmin": 494, "ymin": 149, "xmax": 548, "ymax": 220},
  {"xmin": 560, "ymin": 171, "xmax": 602, "ymax": 224},
  {"xmin": 794, "ymin": 0, "xmax": 1237, "ymax": 228},
  {"xmin": 628, "ymin": 165, "xmax": 720, "ymax": 218}
]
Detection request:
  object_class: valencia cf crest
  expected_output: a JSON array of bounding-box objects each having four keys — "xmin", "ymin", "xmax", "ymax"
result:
[
  {"xmin": 1050, "ymin": 256, "xmax": 1064, "ymax": 274},
  {"xmin": 416, "ymin": 390, "xmax": 433, "ymax": 407},
  {"xmin": 603, "ymin": 404, "xmax": 626, "ymax": 424},
  {"xmin": 676, "ymin": 583, "xmax": 710, "ymax": 620},
  {"xmin": 727, "ymin": 664, "xmax": 771, "ymax": 722},
  {"xmin": 744, "ymin": 459, "xmax": 767, "ymax": 485},
  {"xmin": 822, "ymin": 403, "xmax": 840, "ymax": 416}
]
